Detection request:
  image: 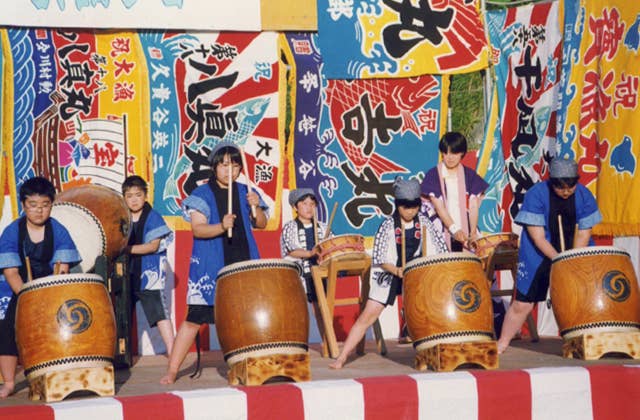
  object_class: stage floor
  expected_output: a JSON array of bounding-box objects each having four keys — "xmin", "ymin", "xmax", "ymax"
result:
[{"xmin": 2, "ymin": 335, "xmax": 639, "ymax": 407}]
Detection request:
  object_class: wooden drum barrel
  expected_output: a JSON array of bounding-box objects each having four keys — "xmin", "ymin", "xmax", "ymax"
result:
[
  {"xmin": 403, "ymin": 252, "xmax": 494, "ymax": 351},
  {"xmin": 15, "ymin": 274, "xmax": 116, "ymax": 381},
  {"xmin": 214, "ymin": 259, "xmax": 309, "ymax": 366},
  {"xmin": 317, "ymin": 234, "xmax": 366, "ymax": 266},
  {"xmin": 550, "ymin": 246, "xmax": 640, "ymax": 339},
  {"xmin": 52, "ymin": 185, "xmax": 131, "ymax": 272}
]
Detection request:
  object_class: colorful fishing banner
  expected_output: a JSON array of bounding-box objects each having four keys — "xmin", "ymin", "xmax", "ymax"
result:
[
  {"xmin": 486, "ymin": 1, "xmax": 562, "ymax": 227},
  {"xmin": 2, "ymin": 1, "xmax": 261, "ymax": 31},
  {"xmin": 557, "ymin": 0, "xmax": 640, "ymax": 236},
  {"xmin": 316, "ymin": 0, "xmax": 489, "ymax": 79}
]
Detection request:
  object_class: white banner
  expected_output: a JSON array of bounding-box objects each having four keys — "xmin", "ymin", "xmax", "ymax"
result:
[{"xmin": 2, "ymin": 0, "xmax": 261, "ymax": 31}]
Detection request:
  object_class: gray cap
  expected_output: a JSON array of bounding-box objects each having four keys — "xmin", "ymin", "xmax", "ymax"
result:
[
  {"xmin": 207, "ymin": 141, "xmax": 240, "ymax": 164},
  {"xmin": 393, "ymin": 177, "xmax": 421, "ymax": 201},
  {"xmin": 549, "ymin": 158, "xmax": 578, "ymax": 178},
  {"xmin": 289, "ymin": 188, "xmax": 316, "ymax": 207}
]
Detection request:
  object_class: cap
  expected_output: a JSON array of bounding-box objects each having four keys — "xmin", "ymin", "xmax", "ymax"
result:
[
  {"xmin": 289, "ymin": 188, "xmax": 316, "ymax": 207},
  {"xmin": 549, "ymin": 158, "xmax": 578, "ymax": 178},
  {"xmin": 207, "ymin": 141, "xmax": 240, "ymax": 164},
  {"xmin": 393, "ymin": 177, "xmax": 421, "ymax": 201}
]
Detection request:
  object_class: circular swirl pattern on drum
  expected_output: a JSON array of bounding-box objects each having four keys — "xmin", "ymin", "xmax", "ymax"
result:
[
  {"xmin": 602, "ymin": 270, "xmax": 631, "ymax": 302},
  {"xmin": 56, "ymin": 299, "xmax": 93, "ymax": 334},
  {"xmin": 452, "ymin": 280, "xmax": 481, "ymax": 313}
]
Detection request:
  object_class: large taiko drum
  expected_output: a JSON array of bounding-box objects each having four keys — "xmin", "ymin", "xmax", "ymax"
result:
[
  {"xmin": 403, "ymin": 252, "xmax": 494, "ymax": 351},
  {"xmin": 214, "ymin": 259, "xmax": 309, "ymax": 366},
  {"xmin": 51, "ymin": 185, "xmax": 131, "ymax": 272},
  {"xmin": 550, "ymin": 246, "xmax": 640, "ymax": 339},
  {"xmin": 15, "ymin": 274, "xmax": 116, "ymax": 381},
  {"xmin": 316, "ymin": 234, "xmax": 366, "ymax": 266},
  {"xmin": 470, "ymin": 232, "xmax": 519, "ymax": 270}
]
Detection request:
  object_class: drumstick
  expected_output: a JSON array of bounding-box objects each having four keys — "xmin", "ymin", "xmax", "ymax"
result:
[
  {"xmin": 240, "ymin": 147, "xmax": 257, "ymax": 218},
  {"xmin": 25, "ymin": 256, "xmax": 33, "ymax": 282},
  {"xmin": 401, "ymin": 222, "xmax": 406, "ymax": 274},
  {"xmin": 227, "ymin": 162, "xmax": 233, "ymax": 238},
  {"xmin": 324, "ymin": 202, "xmax": 339, "ymax": 240},
  {"xmin": 421, "ymin": 224, "xmax": 427, "ymax": 257},
  {"xmin": 558, "ymin": 214, "xmax": 565, "ymax": 252},
  {"xmin": 313, "ymin": 206, "xmax": 319, "ymax": 247},
  {"xmin": 53, "ymin": 261, "xmax": 61, "ymax": 275},
  {"xmin": 573, "ymin": 223, "xmax": 579, "ymax": 249}
]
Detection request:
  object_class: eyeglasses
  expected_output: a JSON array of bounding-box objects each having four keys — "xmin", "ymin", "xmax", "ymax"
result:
[{"xmin": 25, "ymin": 201, "xmax": 52, "ymax": 211}]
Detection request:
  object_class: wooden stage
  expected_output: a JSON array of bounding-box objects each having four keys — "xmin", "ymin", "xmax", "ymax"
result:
[{"xmin": 1, "ymin": 336, "xmax": 640, "ymax": 419}]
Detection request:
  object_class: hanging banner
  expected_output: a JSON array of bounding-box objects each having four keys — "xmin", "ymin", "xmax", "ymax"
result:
[
  {"xmin": 2, "ymin": 1, "xmax": 261, "ymax": 31},
  {"xmin": 316, "ymin": 0, "xmax": 489, "ymax": 79},
  {"xmin": 557, "ymin": 0, "xmax": 640, "ymax": 236},
  {"xmin": 486, "ymin": 1, "xmax": 562, "ymax": 225}
]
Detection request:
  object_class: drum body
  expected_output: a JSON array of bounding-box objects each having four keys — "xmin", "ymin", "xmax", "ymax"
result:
[
  {"xmin": 550, "ymin": 246, "xmax": 640, "ymax": 339},
  {"xmin": 15, "ymin": 274, "xmax": 116, "ymax": 380},
  {"xmin": 317, "ymin": 234, "xmax": 366, "ymax": 266},
  {"xmin": 471, "ymin": 233, "xmax": 518, "ymax": 270},
  {"xmin": 214, "ymin": 259, "xmax": 309, "ymax": 366},
  {"xmin": 52, "ymin": 185, "xmax": 131, "ymax": 272},
  {"xmin": 403, "ymin": 252, "xmax": 494, "ymax": 351}
]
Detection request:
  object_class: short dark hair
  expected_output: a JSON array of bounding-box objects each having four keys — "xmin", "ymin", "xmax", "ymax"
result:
[
  {"xmin": 550, "ymin": 177, "xmax": 579, "ymax": 189},
  {"xmin": 396, "ymin": 198, "xmax": 422, "ymax": 208},
  {"xmin": 122, "ymin": 175, "xmax": 148, "ymax": 194},
  {"xmin": 19, "ymin": 177, "xmax": 56, "ymax": 202},
  {"xmin": 438, "ymin": 131, "xmax": 468, "ymax": 156},
  {"xmin": 209, "ymin": 146, "xmax": 242, "ymax": 171}
]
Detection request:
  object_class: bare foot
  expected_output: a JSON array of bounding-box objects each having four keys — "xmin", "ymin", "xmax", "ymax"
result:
[
  {"xmin": 0, "ymin": 382, "xmax": 15, "ymax": 399},
  {"xmin": 160, "ymin": 371, "xmax": 177, "ymax": 385},
  {"xmin": 497, "ymin": 342, "xmax": 508, "ymax": 355},
  {"xmin": 328, "ymin": 358, "xmax": 346, "ymax": 370}
]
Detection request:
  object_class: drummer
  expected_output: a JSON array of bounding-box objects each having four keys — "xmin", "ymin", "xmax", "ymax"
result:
[
  {"xmin": 280, "ymin": 188, "xmax": 330, "ymax": 333},
  {"xmin": 420, "ymin": 131, "xmax": 488, "ymax": 251},
  {"xmin": 0, "ymin": 177, "xmax": 81, "ymax": 398},
  {"xmin": 497, "ymin": 158, "xmax": 602, "ymax": 354},
  {"xmin": 160, "ymin": 141, "xmax": 268, "ymax": 384},
  {"xmin": 329, "ymin": 178, "xmax": 448, "ymax": 369}
]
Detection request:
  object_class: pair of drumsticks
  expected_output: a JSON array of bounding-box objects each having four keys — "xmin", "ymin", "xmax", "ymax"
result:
[
  {"xmin": 226, "ymin": 148, "xmax": 256, "ymax": 239},
  {"xmin": 23, "ymin": 257, "xmax": 61, "ymax": 282},
  {"xmin": 557, "ymin": 215, "xmax": 579, "ymax": 252}
]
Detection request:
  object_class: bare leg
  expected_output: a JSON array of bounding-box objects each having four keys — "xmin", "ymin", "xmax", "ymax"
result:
[
  {"xmin": 0, "ymin": 355, "xmax": 17, "ymax": 399},
  {"xmin": 156, "ymin": 319, "xmax": 175, "ymax": 357},
  {"xmin": 160, "ymin": 321, "xmax": 200, "ymax": 384},
  {"xmin": 497, "ymin": 300, "xmax": 534, "ymax": 354},
  {"xmin": 329, "ymin": 300, "xmax": 384, "ymax": 369}
]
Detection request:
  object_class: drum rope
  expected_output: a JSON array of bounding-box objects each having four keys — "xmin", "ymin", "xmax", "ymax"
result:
[
  {"xmin": 18, "ymin": 277, "xmax": 105, "ymax": 295},
  {"xmin": 560, "ymin": 321, "xmax": 640, "ymax": 337},
  {"xmin": 223, "ymin": 341, "xmax": 309, "ymax": 362},
  {"xmin": 24, "ymin": 355, "xmax": 114, "ymax": 378},
  {"xmin": 189, "ymin": 332, "xmax": 202, "ymax": 379},
  {"xmin": 412, "ymin": 330, "xmax": 494, "ymax": 349},
  {"xmin": 553, "ymin": 248, "xmax": 630, "ymax": 262},
  {"xmin": 318, "ymin": 243, "xmax": 365, "ymax": 261}
]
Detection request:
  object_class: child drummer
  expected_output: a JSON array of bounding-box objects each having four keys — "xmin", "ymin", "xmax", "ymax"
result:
[
  {"xmin": 329, "ymin": 177, "xmax": 448, "ymax": 369},
  {"xmin": 280, "ymin": 188, "xmax": 330, "ymax": 335},
  {"xmin": 0, "ymin": 177, "xmax": 81, "ymax": 398},
  {"xmin": 160, "ymin": 141, "xmax": 268, "ymax": 384}
]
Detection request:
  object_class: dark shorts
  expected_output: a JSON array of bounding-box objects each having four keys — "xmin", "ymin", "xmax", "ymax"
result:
[
  {"xmin": 516, "ymin": 260, "xmax": 551, "ymax": 303},
  {"xmin": 303, "ymin": 274, "xmax": 327, "ymax": 303},
  {"xmin": 370, "ymin": 273, "xmax": 403, "ymax": 307},
  {"xmin": 0, "ymin": 295, "xmax": 18, "ymax": 356},
  {"xmin": 186, "ymin": 304, "xmax": 215, "ymax": 325},
  {"xmin": 134, "ymin": 290, "xmax": 168, "ymax": 327}
]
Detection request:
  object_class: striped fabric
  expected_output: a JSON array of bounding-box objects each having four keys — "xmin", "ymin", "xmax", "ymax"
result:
[{"xmin": 2, "ymin": 366, "xmax": 639, "ymax": 420}]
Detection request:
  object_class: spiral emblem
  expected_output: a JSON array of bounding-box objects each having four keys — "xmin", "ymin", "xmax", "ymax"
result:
[
  {"xmin": 602, "ymin": 270, "xmax": 631, "ymax": 302},
  {"xmin": 452, "ymin": 281, "xmax": 481, "ymax": 313},
  {"xmin": 56, "ymin": 299, "xmax": 93, "ymax": 334}
]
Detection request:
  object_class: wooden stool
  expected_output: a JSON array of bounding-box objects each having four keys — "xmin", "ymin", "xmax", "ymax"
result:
[
  {"xmin": 28, "ymin": 366, "xmax": 114, "ymax": 402},
  {"xmin": 227, "ymin": 353, "xmax": 311, "ymax": 386},
  {"xmin": 563, "ymin": 331, "xmax": 640, "ymax": 360},
  {"xmin": 485, "ymin": 247, "xmax": 539, "ymax": 342},
  {"xmin": 311, "ymin": 255, "xmax": 387, "ymax": 358},
  {"xmin": 415, "ymin": 341, "xmax": 498, "ymax": 372}
]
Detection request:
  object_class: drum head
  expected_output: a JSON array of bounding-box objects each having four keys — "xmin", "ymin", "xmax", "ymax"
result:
[{"xmin": 51, "ymin": 203, "xmax": 106, "ymax": 273}]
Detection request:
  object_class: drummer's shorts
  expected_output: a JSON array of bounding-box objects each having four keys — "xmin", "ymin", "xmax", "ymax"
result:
[
  {"xmin": 0, "ymin": 295, "xmax": 18, "ymax": 356},
  {"xmin": 369, "ymin": 272, "xmax": 403, "ymax": 307},
  {"xmin": 134, "ymin": 290, "xmax": 169, "ymax": 327},
  {"xmin": 186, "ymin": 304, "xmax": 215, "ymax": 325}
]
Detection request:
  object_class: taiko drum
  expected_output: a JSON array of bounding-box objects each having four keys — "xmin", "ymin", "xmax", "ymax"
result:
[
  {"xmin": 550, "ymin": 246, "xmax": 640, "ymax": 339},
  {"xmin": 470, "ymin": 232, "xmax": 519, "ymax": 270},
  {"xmin": 403, "ymin": 252, "xmax": 494, "ymax": 351},
  {"xmin": 316, "ymin": 234, "xmax": 366, "ymax": 266},
  {"xmin": 214, "ymin": 259, "xmax": 309, "ymax": 366},
  {"xmin": 52, "ymin": 184, "xmax": 131, "ymax": 272},
  {"xmin": 16, "ymin": 274, "xmax": 116, "ymax": 381}
]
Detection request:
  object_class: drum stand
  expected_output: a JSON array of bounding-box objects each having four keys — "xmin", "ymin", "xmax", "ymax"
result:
[
  {"xmin": 28, "ymin": 366, "xmax": 115, "ymax": 402},
  {"xmin": 227, "ymin": 353, "xmax": 311, "ymax": 386},
  {"xmin": 562, "ymin": 331, "xmax": 640, "ymax": 360},
  {"xmin": 310, "ymin": 255, "xmax": 387, "ymax": 358},
  {"xmin": 415, "ymin": 341, "xmax": 499, "ymax": 372}
]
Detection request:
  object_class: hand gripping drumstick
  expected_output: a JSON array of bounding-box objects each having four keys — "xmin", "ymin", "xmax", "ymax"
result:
[
  {"xmin": 324, "ymin": 202, "xmax": 339, "ymax": 240},
  {"xmin": 240, "ymin": 148, "xmax": 257, "ymax": 218},
  {"xmin": 227, "ymin": 163, "xmax": 233, "ymax": 238}
]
